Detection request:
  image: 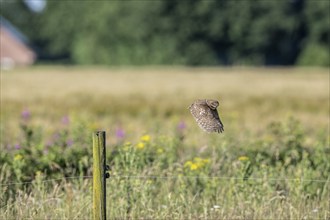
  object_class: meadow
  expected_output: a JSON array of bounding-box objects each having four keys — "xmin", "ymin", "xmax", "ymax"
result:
[{"xmin": 0, "ymin": 67, "xmax": 329, "ymax": 219}]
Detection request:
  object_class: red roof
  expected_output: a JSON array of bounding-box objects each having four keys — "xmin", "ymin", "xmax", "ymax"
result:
[{"xmin": 0, "ymin": 25, "xmax": 36, "ymax": 67}]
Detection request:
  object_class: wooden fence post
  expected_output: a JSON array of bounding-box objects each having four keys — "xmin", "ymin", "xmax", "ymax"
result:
[{"xmin": 93, "ymin": 131, "xmax": 107, "ymax": 220}]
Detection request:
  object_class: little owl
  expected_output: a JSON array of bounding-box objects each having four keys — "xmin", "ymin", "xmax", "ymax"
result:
[{"xmin": 189, "ymin": 99, "xmax": 224, "ymax": 133}]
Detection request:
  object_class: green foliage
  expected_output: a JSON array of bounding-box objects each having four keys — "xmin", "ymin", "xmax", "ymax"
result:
[
  {"xmin": 1, "ymin": 118, "xmax": 92, "ymax": 183},
  {"xmin": 1, "ymin": 114, "xmax": 329, "ymax": 218},
  {"xmin": 297, "ymin": 43, "xmax": 330, "ymax": 66},
  {"xmin": 1, "ymin": 0, "xmax": 329, "ymax": 65},
  {"xmin": 297, "ymin": 0, "xmax": 330, "ymax": 66}
]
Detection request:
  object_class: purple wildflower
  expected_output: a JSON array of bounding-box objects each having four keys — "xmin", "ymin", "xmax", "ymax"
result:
[
  {"xmin": 14, "ymin": 144, "xmax": 21, "ymax": 150},
  {"xmin": 61, "ymin": 115, "xmax": 70, "ymax": 125},
  {"xmin": 115, "ymin": 127, "xmax": 125, "ymax": 140},
  {"xmin": 66, "ymin": 139, "xmax": 73, "ymax": 147},
  {"xmin": 21, "ymin": 109, "xmax": 31, "ymax": 121},
  {"xmin": 177, "ymin": 120, "xmax": 186, "ymax": 141},
  {"xmin": 177, "ymin": 120, "xmax": 186, "ymax": 131}
]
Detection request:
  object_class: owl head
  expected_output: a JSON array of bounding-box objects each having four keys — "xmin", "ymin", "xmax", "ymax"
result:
[{"xmin": 206, "ymin": 99, "xmax": 219, "ymax": 110}]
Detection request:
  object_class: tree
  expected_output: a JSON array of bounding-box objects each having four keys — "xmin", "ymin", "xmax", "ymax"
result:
[{"xmin": 1, "ymin": 0, "xmax": 328, "ymax": 66}]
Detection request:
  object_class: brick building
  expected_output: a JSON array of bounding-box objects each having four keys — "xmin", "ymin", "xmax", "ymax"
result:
[{"xmin": 0, "ymin": 17, "xmax": 36, "ymax": 69}]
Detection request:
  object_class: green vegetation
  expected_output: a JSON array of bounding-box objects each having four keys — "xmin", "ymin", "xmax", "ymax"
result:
[
  {"xmin": 0, "ymin": 67, "xmax": 329, "ymax": 219},
  {"xmin": 1, "ymin": 0, "xmax": 329, "ymax": 66}
]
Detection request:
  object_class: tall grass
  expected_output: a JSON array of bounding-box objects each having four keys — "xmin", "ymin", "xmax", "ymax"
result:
[{"xmin": 1, "ymin": 67, "xmax": 329, "ymax": 219}]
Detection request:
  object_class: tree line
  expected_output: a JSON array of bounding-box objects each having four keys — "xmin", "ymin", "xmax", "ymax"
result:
[{"xmin": 1, "ymin": 0, "xmax": 329, "ymax": 66}]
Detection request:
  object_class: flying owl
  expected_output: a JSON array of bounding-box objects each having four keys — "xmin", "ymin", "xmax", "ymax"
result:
[{"xmin": 188, "ymin": 99, "xmax": 224, "ymax": 133}]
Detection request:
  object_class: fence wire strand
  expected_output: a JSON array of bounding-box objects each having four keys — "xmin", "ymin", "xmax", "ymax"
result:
[
  {"xmin": 0, "ymin": 175, "xmax": 92, "ymax": 186},
  {"xmin": 110, "ymin": 175, "xmax": 330, "ymax": 183},
  {"xmin": 1, "ymin": 175, "xmax": 329, "ymax": 186}
]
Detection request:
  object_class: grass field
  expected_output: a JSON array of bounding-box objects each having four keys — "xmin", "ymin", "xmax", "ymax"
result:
[{"xmin": 0, "ymin": 66, "xmax": 329, "ymax": 219}]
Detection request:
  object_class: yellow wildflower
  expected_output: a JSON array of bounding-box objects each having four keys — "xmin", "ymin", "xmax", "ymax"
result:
[
  {"xmin": 157, "ymin": 148, "xmax": 164, "ymax": 154},
  {"xmin": 238, "ymin": 156, "xmax": 249, "ymax": 161},
  {"xmin": 14, "ymin": 154, "xmax": 23, "ymax": 161},
  {"xmin": 136, "ymin": 142, "xmax": 145, "ymax": 149},
  {"xmin": 190, "ymin": 163, "xmax": 198, "ymax": 170},
  {"xmin": 140, "ymin": 135, "xmax": 151, "ymax": 142},
  {"xmin": 184, "ymin": 157, "xmax": 210, "ymax": 171},
  {"xmin": 203, "ymin": 158, "xmax": 210, "ymax": 164},
  {"xmin": 193, "ymin": 157, "xmax": 210, "ymax": 167}
]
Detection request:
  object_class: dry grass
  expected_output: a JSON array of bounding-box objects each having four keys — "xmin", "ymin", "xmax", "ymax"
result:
[
  {"xmin": 2, "ymin": 66, "xmax": 328, "ymax": 99},
  {"xmin": 1, "ymin": 66, "xmax": 329, "ymax": 134}
]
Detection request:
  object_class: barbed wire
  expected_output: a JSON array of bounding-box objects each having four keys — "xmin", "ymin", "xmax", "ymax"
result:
[{"xmin": 1, "ymin": 175, "xmax": 329, "ymax": 187}]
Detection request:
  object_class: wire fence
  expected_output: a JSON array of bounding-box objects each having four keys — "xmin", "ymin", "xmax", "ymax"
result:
[{"xmin": 1, "ymin": 175, "xmax": 329, "ymax": 187}]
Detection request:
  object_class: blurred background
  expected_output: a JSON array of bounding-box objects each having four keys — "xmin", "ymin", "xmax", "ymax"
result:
[
  {"xmin": 1, "ymin": 0, "xmax": 329, "ymax": 67},
  {"xmin": 1, "ymin": 1, "xmax": 329, "ymax": 218}
]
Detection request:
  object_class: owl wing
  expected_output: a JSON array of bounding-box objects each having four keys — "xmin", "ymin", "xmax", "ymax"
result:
[
  {"xmin": 189, "ymin": 101, "xmax": 207, "ymax": 117},
  {"xmin": 210, "ymin": 108, "xmax": 224, "ymax": 133}
]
